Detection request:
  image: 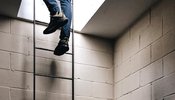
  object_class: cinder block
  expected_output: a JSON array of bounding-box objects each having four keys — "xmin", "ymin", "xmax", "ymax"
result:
[
  {"xmin": 11, "ymin": 35, "xmax": 29, "ymax": 55},
  {"xmin": 121, "ymin": 72, "xmax": 140, "ymax": 95},
  {"xmin": 94, "ymin": 98, "xmax": 111, "ymax": 100},
  {"xmin": 51, "ymin": 59, "xmax": 72, "ymax": 78},
  {"xmin": 118, "ymin": 29, "xmax": 139, "ymax": 61},
  {"xmin": 114, "ymin": 50, "xmax": 122, "ymax": 66},
  {"xmin": 38, "ymin": 28, "xmax": 60, "ymax": 43},
  {"xmin": 45, "ymin": 93, "xmax": 71, "ymax": 100},
  {"xmin": 163, "ymin": 51, "xmax": 175, "ymax": 76},
  {"xmin": 54, "ymin": 52, "xmax": 73, "ymax": 62},
  {"xmin": 114, "ymin": 36, "xmax": 123, "ymax": 53},
  {"xmin": 39, "ymin": 90, "xmax": 72, "ymax": 100},
  {"xmin": 11, "ymin": 19, "xmax": 33, "ymax": 37},
  {"xmin": 0, "ymin": 87, "xmax": 11, "ymax": 100},
  {"xmin": 35, "ymin": 57, "xmax": 49, "ymax": 74},
  {"xmin": 140, "ymin": 59, "xmax": 163, "ymax": 86},
  {"xmin": 131, "ymin": 13, "xmax": 150, "ymax": 38},
  {"xmin": 54, "ymin": 94, "xmax": 71, "ymax": 100},
  {"xmin": 114, "ymin": 67, "xmax": 118, "ymax": 83},
  {"xmin": 114, "ymin": 81, "xmax": 123, "ymax": 98},
  {"xmin": 10, "ymin": 88, "xmax": 32, "ymax": 100},
  {"xmin": 162, "ymin": 30, "xmax": 175, "ymax": 55},
  {"xmin": 128, "ymin": 35, "xmax": 140, "ymax": 57},
  {"xmin": 92, "ymin": 82, "xmax": 113, "ymax": 98},
  {"xmin": 140, "ymin": 28, "xmax": 152, "ymax": 49},
  {"xmin": 74, "ymin": 33, "xmax": 113, "ymax": 53},
  {"xmin": 152, "ymin": 73, "xmax": 175, "ymax": 100},
  {"xmin": 75, "ymin": 79, "xmax": 93, "ymax": 97},
  {"xmin": 131, "ymin": 84, "xmax": 151, "ymax": 100},
  {"xmin": 114, "ymin": 44, "xmax": 123, "ymax": 66},
  {"xmin": 150, "ymin": 0, "xmax": 163, "ymax": 39},
  {"xmin": 130, "ymin": 46, "xmax": 151, "ymax": 74},
  {"xmin": 106, "ymin": 68, "xmax": 113, "ymax": 84},
  {"xmin": 11, "ymin": 53, "xmax": 33, "ymax": 72},
  {"xmin": 139, "ymin": 46, "xmax": 151, "ymax": 69},
  {"xmin": 162, "ymin": 0, "xmax": 175, "ymax": 34},
  {"xmin": 164, "ymin": 94, "xmax": 175, "ymax": 100},
  {"xmin": 140, "ymin": 14, "xmax": 162, "ymax": 50},
  {"xmin": 36, "ymin": 91, "xmax": 47, "ymax": 100},
  {"xmin": 151, "ymin": 38, "xmax": 164, "ymax": 62},
  {"xmin": 75, "ymin": 96, "xmax": 94, "ymax": 100},
  {"xmin": 0, "ymin": 70, "xmax": 32, "ymax": 90},
  {"xmin": 35, "ymin": 48, "xmax": 72, "ymax": 62},
  {"xmin": 117, "ymin": 93, "xmax": 131, "ymax": 100},
  {"xmin": 36, "ymin": 58, "xmax": 72, "ymax": 78},
  {"xmin": 9, "ymin": 71, "xmax": 33, "ymax": 90},
  {"xmin": 28, "ymin": 38, "xmax": 33, "ymax": 56},
  {"xmin": 122, "ymin": 41, "xmax": 133, "ymax": 61},
  {"xmin": 130, "ymin": 52, "xmax": 141, "ymax": 74},
  {"xmin": 140, "ymin": 25, "xmax": 162, "ymax": 50},
  {"xmin": 0, "ymin": 16, "xmax": 10, "ymax": 33},
  {"xmin": 150, "ymin": 0, "xmax": 163, "ymax": 27},
  {"xmin": 11, "ymin": 88, "xmax": 71, "ymax": 100},
  {"xmin": 75, "ymin": 47, "xmax": 113, "ymax": 68},
  {"xmin": 0, "ymin": 86, "xmax": 9, "ymax": 100},
  {"xmin": 91, "ymin": 67, "xmax": 112, "ymax": 83},
  {"xmin": 35, "ymin": 24, "xmax": 49, "ymax": 41},
  {"xmin": 0, "ymin": 50, "xmax": 10, "ymax": 69},
  {"xmin": 115, "ymin": 59, "xmax": 132, "ymax": 82},
  {"xmin": 0, "ymin": 32, "xmax": 11, "ymax": 51},
  {"xmin": 36, "ymin": 91, "xmax": 49, "ymax": 100},
  {"xmin": 0, "ymin": 69, "xmax": 10, "ymax": 87},
  {"xmin": 35, "ymin": 39, "xmax": 57, "ymax": 51},
  {"xmin": 119, "ymin": 31, "xmax": 131, "ymax": 61},
  {"xmin": 75, "ymin": 64, "xmax": 94, "ymax": 81},
  {"xmin": 75, "ymin": 64, "xmax": 111, "ymax": 83},
  {"xmin": 36, "ymin": 76, "xmax": 72, "ymax": 94}
]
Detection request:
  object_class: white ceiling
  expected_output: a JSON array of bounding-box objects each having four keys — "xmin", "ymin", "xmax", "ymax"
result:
[{"xmin": 81, "ymin": 0, "xmax": 159, "ymax": 39}]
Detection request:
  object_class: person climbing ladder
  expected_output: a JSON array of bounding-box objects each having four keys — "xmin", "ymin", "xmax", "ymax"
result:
[{"xmin": 43, "ymin": 0, "xmax": 72, "ymax": 56}]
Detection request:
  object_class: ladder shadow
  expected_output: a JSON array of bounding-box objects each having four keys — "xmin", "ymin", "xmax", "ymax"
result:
[{"xmin": 45, "ymin": 60, "xmax": 60, "ymax": 100}]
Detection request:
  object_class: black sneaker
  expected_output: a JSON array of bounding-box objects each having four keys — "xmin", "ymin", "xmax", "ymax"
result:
[
  {"xmin": 54, "ymin": 37, "xmax": 69, "ymax": 56},
  {"xmin": 43, "ymin": 12, "xmax": 68, "ymax": 34}
]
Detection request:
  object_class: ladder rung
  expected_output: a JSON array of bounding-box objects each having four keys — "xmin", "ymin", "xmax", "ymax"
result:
[
  {"xmin": 35, "ymin": 47, "xmax": 73, "ymax": 55},
  {"xmin": 35, "ymin": 20, "xmax": 48, "ymax": 26},
  {"xmin": 35, "ymin": 74, "xmax": 73, "ymax": 80},
  {"xmin": 36, "ymin": 47, "xmax": 54, "ymax": 52}
]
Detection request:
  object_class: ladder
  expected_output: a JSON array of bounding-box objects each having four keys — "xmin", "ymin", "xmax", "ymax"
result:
[{"xmin": 32, "ymin": 0, "xmax": 74, "ymax": 100}]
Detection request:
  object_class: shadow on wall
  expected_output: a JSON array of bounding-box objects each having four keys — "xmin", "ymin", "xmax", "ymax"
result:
[
  {"xmin": 20, "ymin": 59, "xmax": 63, "ymax": 100},
  {"xmin": 49, "ymin": 60, "xmax": 57, "ymax": 77}
]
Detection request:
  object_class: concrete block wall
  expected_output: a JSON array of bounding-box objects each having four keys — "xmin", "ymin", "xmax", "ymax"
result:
[
  {"xmin": 1, "ymin": 0, "xmax": 174, "ymax": 100},
  {"xmin": 114, "ymin": 0, "xmax": 175, "ymax": 100},
  {"xmin": 0, "ymin": 16, "xmax": 113, "ymax": 100},
  {"xmin": 74, "ymin": 34, "xmax": 113, "ymax": 100}
]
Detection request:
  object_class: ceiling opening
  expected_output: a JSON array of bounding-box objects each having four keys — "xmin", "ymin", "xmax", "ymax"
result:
[{"xmin": 17, "ymin": 0, "xmax": 105, "ymax": 31}]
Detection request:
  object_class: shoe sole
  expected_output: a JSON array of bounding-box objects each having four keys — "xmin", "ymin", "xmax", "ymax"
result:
[
  {"xmin": 43, "ymin": 19, "xmax": 68, "ymax": 34},
  {"xmin": 54, "ymin": 47, "xmax": 69, "ymax": 56}
]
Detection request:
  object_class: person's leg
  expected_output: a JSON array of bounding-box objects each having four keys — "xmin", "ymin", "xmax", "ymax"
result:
[
  {"xmin": 43, "ymin": 0, "xmax": 60, "ymax": 15},
  {"xmin": 54, "ymin": 0, "xmax": 72, "ymax": 56},
  {"xmin": 43, "ymin": 0, "xmax": 68, "ymax": 34},
  {"xmin": 60, "ymin": 0, "xmax": 72, "ymax": 39}
]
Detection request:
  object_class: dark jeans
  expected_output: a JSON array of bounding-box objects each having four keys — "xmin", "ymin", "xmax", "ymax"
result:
[{"xmin": 43, "ymin": 0, "xmax": 72, "ymax": 39}]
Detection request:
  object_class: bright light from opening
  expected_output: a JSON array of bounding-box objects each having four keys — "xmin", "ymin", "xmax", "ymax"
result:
[
  {"xmin": 17, "ymin": 0, "xmax": 105, "ymax": 31},
  {"xmin": 74, "ymin": 0, "xmax": 105, "ymax": 31},
  {"xmin": 18, "ymin": 0, "xmax": 34, "ymax": 20}
]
